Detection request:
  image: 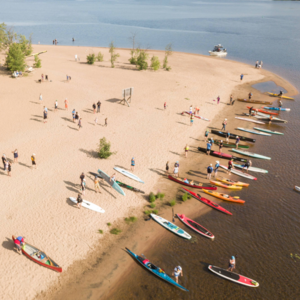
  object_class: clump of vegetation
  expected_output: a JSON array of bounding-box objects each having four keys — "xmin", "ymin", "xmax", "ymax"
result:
[
  {"xmin": 144, "ymin": 209, "xmax": 158, "ymax": 215},
  {"xmin": 19, "ymin": 34, "xmax": 32, "ymax": 56},
  {"xmin": 109, "ymin": 41, "xmax": 120, "ymax": 68},
  {"xmin": 150, "ymin": 55, "xmax": 160, "ymax": 71},
  {"xmin": 129, "ymin": 33, "xmax": 139, "ymax": 65},
  {"xmin": 185, "ymin": 98, "xmax": 190, "ymax": 100},
  {"xmin": 149, "ymin": 192, "xmax": 156, "ymax": 203},
  {"xmin": 152, "ymin": 209, "xmax": 158, "ymax": 214},
  {"xmin": 98, "ymin": 137, "xmax": 116, "ymax": 159},
  {"xmin": 156, "ymin": 192, "xmax": 165, "ymax": 201},
  {"xmin": 110, "ymin": 228, "xmax": 122, "ymax": 235},
  {"xmin": 96, "ymin": 52, "xmax": 104, "ymax": 62},
  {"xmin": 33, "ymin": 54, "xmax": 41, "ymax": 68},
  {"xmin": 98, "ymin": 229, "xmax": 103, "ymax": 234},
  {"xmin": 107, "ymin": 222, "xmax": 111, "ymax": 226},
  {"xmin": 163, "ymin": 43, "xmax": 172, "ymax": 70},
  {"xmin": 150, "ymin": 203, "xmax": 156, "ymax": 208},
  {"xmin": 125, "ymin": 216, "xmax": 137, "ymax": 224},
  {"xmin": 5, "ymin": 43, "xmax": 26, "ymax": 72},
  {"xmin": 169, "ymin": 200, "xmax": 176, "ymax": 207},
  {"xmin": 182, "ymin": 193, "xmax": 188, "ymax": 202},
  {"xmin": 87, "ymin": 53, "xmax": 96, "ymax": 64},
  {"xmin": 136, "ymin": 49, "xmax": 148, "ymax": 70}
]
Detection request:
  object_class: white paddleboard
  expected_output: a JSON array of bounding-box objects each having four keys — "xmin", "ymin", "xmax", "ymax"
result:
[
  {"xmin": 233, "ymin": 164, "xmax": 268, "ymax": 174},
  {"xmin": 114, "ymin": 167, "xmax": 144, "ymax": 183},
  {"xmin": 219, "ymin": 165, "xmax": 257, "ymax": 180},
  {"xmin": 69, "ymin": 197, "xmax": 105, "ymax": 213},
  {"xmin": 235, "ymin": 117, "xmax": 265, "ymax": 125}
]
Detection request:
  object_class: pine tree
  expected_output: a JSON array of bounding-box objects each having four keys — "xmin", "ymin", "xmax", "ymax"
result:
[{"xmin": 5, "ymin": 43, "xmax": 26, "ymax": 72}]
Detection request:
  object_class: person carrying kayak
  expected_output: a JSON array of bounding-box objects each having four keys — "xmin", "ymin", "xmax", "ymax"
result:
[
  {"xmin": 235, "ymin": 136, "xmax": 240, "ymax": 149},
  {"xmin": 242, "ymin": 160, "xmax": 252, "ymax": 173},
  {"xmin": 206, "ymin": 141, "xmax": 212, "ymax": 155},
  {"xmin": 214, "ymin": 161, "xmax": 220, "ymax": 177},
  {"xmin": 227, "ymin": 256, "xmax": 236, "ymax": 272},
  {"xmin": 207, "ymin": 164, "xmax": 213, "ymax": 179},
  {"xmin": 172, "ymin": 266, "xmax": 183, "ymax": 283}
]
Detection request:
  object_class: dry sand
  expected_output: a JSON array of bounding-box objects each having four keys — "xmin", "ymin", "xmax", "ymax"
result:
[{"xmin": 0, "ymin": 44, "xmax": 294, "ymax": 300}]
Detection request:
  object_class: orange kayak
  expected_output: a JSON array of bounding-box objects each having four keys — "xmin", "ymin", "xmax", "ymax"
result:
[
  {"xmin": 202, "ymin": 189, "xmax": 245, "ymax": 204},
  {"xmin": 210, "ymin": 180, "xmax": 242, "ymax": 190},
  {"xmin": 216, "ymin": 177, "xmax": 249, "ymax": 187}
]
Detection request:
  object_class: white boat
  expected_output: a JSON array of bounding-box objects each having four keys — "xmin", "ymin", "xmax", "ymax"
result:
[
  {"xmin": 231, "ymin": 149, "xmax": 271, "ymax": 160},
  {"xmin": 253, "ymin": 127, "xmax": 284, "ymax": 135},
  {"xmin": 235, "ymin": 117, "xmax": 265, "ymax": 125},
  {"xmin": 69, "ymin": 197, "xmax": 105, "ymax": 213},
  {"xmin": 114, "ymin": 167, "xmax": 144, "ymax": 183},
  {"xmin": 209, "ymin": 44, "xmax": 227, "ymax": 57},
  {"xmin": 294, "ymin": 186, "xmax": 300, "ymax": 192},
  {"xmin": 236, "ymin": 127, "xmax": 271, "ymax": 136}
]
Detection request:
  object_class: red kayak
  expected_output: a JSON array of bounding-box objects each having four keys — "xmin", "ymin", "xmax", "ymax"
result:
[
  {"xmin": 168, "ymin": 175, "xmax": 217, "ymax": 190},
  {"xmin": 182, "ymin": 187, "xmax": 232, "ymax": 215},
  {"xmin": 246, "ymin": 106, "xmax": 278, "ymax": 115},
  {"xmin": 177, "ymin": 214, "xmax": 214, "ymax": 239}
]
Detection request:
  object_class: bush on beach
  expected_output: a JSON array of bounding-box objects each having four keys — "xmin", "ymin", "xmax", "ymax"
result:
[
  {"xmin": 98, "ymin": 137, "xmax": 116, "ymax": 159},
  {"xmin": 87, "ymin": 53, "xmax": 96, "ymax": 64},
  {"xmin": 96, "ymin": 52, "xmax": 104, "ymax": 62},
  {"xmin": 5, "ymin": 43, "xmax": 26, "ymax": 72},
  {"xmin": 136, "ymin": 49, "xmax": 148, "ymax": 70},
  {"xmin": 169, "ymin": 200, "xmax": 176, "ymax": 207},
  {"xmin": 109, "ymin": 41, "xmax": 120, "ymax": 68},
  {"xmin": 33, "ymin": 54, "xmax": 41, "ymax": 68},
  {"xmin": 110, "ymin": 228, "xmax": 122, "ymax": 235},
  {"xmin": 150, "ymin": 55, "xmax": 160, "ymax": 71}
]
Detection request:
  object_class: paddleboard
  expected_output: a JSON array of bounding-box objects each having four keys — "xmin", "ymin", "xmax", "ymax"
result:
[
  {"xmin": 263, "ymin": 106, "xmax": 290, "ymax": 111},
  {"xmin": 253, "ymin": 127, "xmax": 284, "ymax": 135},
  {"xmin": 219, "ymin": 165, "xmax": 257, "ymax": 180},
  {"xmin": 114, "ymin": 167, "xmax": 144, "ymax": 183},
  {"xmin": 231, "ymin": 149, "xmax": 271, "ymax": 160},
  {"xmin": 98, "ymin": 169, "xmax": 126, "ymax": 196},
  {"xmin": 69, "ymin": 197, "xmax": 105, "ymax": 213},
  {"xmin": 233, "ymin": 164, "xmax": 268, "ymax": 174},
  {"xmin": 236, "ymin": 127, "xmax": 271, "ymax": 136},
  {"xmin": 235, "ymin": 117, "xmax": 264, "ymax": 125}
]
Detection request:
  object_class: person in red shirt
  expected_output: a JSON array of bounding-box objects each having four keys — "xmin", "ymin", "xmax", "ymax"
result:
[{"xmin": 13, "ymin": 236, "xmax": 25, "ymax": 255}]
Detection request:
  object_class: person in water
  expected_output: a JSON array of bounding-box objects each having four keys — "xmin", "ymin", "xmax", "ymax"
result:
[
  {"xmin": 172, "ymin": 266, "xmax": 183, "ymax": 283},
  {"xmin": 227, "ymin": 256, "xmax": 236, "ymax": 272}
]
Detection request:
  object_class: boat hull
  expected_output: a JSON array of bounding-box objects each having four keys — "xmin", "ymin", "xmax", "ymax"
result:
[{"xmin": 211, "ymin": 130, "xmax": 256, "ymax": 143}]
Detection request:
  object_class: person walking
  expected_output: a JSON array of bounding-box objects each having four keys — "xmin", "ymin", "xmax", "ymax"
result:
[
  {"xmin": 195, "ymin": 106, "xmax": 200, "ymax": 115},
  {"xmin": 2, "ymin": 154, "xmax": 6, "ymax": 170},
  {"xmin": 43, "ymin": 107, "xmax": 48, "ymax": 123},
  {"xmin": 235, "ymin": 136, "xmax": 240, "ymax": 149},
  {"xmin": 97, "ymin": 101, "xmax": 101, "ymax": 113},
  {"xmin": 172, "ymin": 266, "xmax": 183, "ymax": 284},
  {"xmin": 228, "ymin": 159, "xmax": 233, "ymax": 175},
  {"xmin": 78, "ymin": 118, "xmax": 82, "ymax": 130},
  {"xmin": 164, "ymin": 102, "xmax": 167, "ymax": 110},
  {"xmin": 80, "ymin": 172, "xmax": 85, "ymax": 184},
  {"xmin": 190, "ymin": 114, "xmax": 194, "ymax": 126},
  {"xmin": 226, "ymin": 131, "xmax": 230, "ymax": 142},
  {"xmin": 94, "ymin": 176, "xmax": 102, "ymax": 193},
  {"xmin": 12, "ymin": 149, "xmax": 18, "ymax": 163},
  {"xmin": 39, "ymin": 93, "xmax": 43, "ymax": 102},
  {"xmin": 205, "ymin": 129, "xmax": 209, "ymax": 142},
  {"xmin": 92, "ymin": 103, "xmax": 96, "ymax": 114},
  {"xmin": 72, "ymin": 109, "xmax": 76, "ymax": 122},
  {"xmin": 207, "ymin": 164, "xmax": 213, "ymax": 180},
  {"xmin": 80, "ymin": 178, "xmax": 86, "ymax": 195},
  {"xmin": 104, "ymin": 118, "xmax": 107, "ymax": 127},
  {"xmin": 131, "ymin": 157, "xmax": 135, "ymax": 172},
  {"xmin": 54, "ymin": 100, "xmax": 58, "ymax": 112},
  {"xmin": 217, "ymin": 96, "xmax": 220, "ymax": 104},
  {"xmin": 230, "ymin": 94, "xmax": 233, "ymax": 105},
  {"xmin": 227, "ymin": 256, "xmax": 236, "ymax": 272},
  {"xmin": 7, "ymin": 161, "xmax": 12, "ymax": 176},
  {"xmin": 206, "ymin": 141, "xmax": 212, "ymax": 155},
  {"xmin": 221, "ymin": 119, "xmax": 227, "ymax": 131},
  {"xmin": 219, "ymin": 140, "xmax": 223, "ymax": 152},
  {"xmin": 240, "ymin": 74, "xmax": 244, "ymax": 81},
  {"xmin": 214, "ymin": 161, "xmax": 220, "ymax": 177},
  {"xmin": 64, "ymin": 98, "xmax": 68, "ymax": 110},
  {"xmin": 184, "ymin": 144, "xmax": 189, "ymax": 158},
  {"xmin": 76, "ymin": 193, "xmax": 83, "ymax": 209},
  {"xmin": 166, "ymin": 161, "xmax": 169, "ymax": 174},
  {"xmin": 31, "ymin": 153, "xmax": 37, "ymax": 169}
]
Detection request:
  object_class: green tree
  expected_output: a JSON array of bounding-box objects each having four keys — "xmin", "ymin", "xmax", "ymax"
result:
[
  {"xmin": 163, "ymin": 43, "xmax": 173, "ymax": 70},
  {"xmin": 5, "ymin": 43, "xmax": 26, "ymax": 72},
  {"xmin": 98, "ymin": 137, "xmax": 116, "ymax": 159},
  {"xmin": 33, "ymin": 54, "xmax": 41, "ymax": 68},
  {"xmin": 136, "ymin": 49, "xmax": 148, "ymax": 70},
  {"xmin": 86, "ymin": 53, "xmax": 96, "ymax": 64},
  {"xmin": 96, "ymin": 52, "xmax": 104, "ymax": 62},
  {"xmin": 19, "ymin": 34, "xmax": 32, "ymax": 56},
  {"xmin": 0, "ymin": 23, "xmax": 17, "ymax": 52},
  {"xmin": 109, "ymin": 41, "xmax": 120, "ymax": 68},
  {"xmin": 150, "ymin": 55, "xmax": 160, "ymax": 71}
]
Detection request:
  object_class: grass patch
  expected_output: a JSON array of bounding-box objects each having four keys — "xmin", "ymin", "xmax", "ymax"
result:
[
  {"xmin": 169, "ymin": 200, "xmax": 176, "ymax": 207},
  {"xmin": 149, "ymin": 192, "xmax": 156, "ymax": 203},
  {"xmin": 144, "ymin": 209, "xmax": 158, "ymax": 215},
  {"xmin": 125, "ymin": 216, "xmax": 137, "ymax": 224},
  {"xmin": 107, "ymin": 222, "xmax": 111, "ymax": 226},
  {"xmin": 110, "ymin": 228, "xmax": 122, "ymax": 235},
  {"xmin": 144, "ymin": 210, "xmax": 152, "ymax": 215},
  {"xmin": 182, "ymin": 192, "xmax": 190, "ymax": 202},
  {"xmin": 98, "ymin": 229, "xmax": 103, "ymax": 234},
  {"xmin": 150, "ymin": 203, "xmax": 156, "ymax": 208},
  {"xmin": 185, "ymin": 97, "xmax": 190, "ymax": 100},
  {"xmin": 152, "ymin": 209, "xmax": 158, "ymax": 214},
  {"xmin": 156, "ymin": 192, "xmax": 165, "ymax": 200}
]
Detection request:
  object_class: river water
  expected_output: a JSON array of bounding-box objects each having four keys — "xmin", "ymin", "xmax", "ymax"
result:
[{"xmin": 1, "ymin": 0, "xmax": 300, "ymax": 299}]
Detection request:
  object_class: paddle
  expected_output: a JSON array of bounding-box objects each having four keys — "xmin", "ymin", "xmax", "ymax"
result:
[{"xmin": 172, "ymin": 208, "xmax": 175, "ymax": 222}]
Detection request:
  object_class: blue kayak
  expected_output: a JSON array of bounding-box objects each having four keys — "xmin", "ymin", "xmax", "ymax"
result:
[
  {"xmin": 263, "ymin": 106, "xmax": 290, "ymax": 111},
  {"xmin": 125, "ymin": 248, "xmax": 189, "ymax": 292}
]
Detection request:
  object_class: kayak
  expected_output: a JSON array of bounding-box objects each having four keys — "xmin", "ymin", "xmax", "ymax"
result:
[
  {"xmin": 235, "ymin": 117, "xmax": 265, "ymax": 125},
  {"xmin": 182, "ymin": 111, "xmax": 210, "ymax": 121},
  {"xmin": 233, "ymin": 164, "xmax": 268, "ymax": 174},
  {"xmin": 177, "ymin": 214, "xmax": 214, "ymax": 239},
  {"xmin": 209, "ymin": 138, "xmax": 249, "ymax": 149},
  {"xmin": 98, "ymin": 169, "xmax": 125, "ymax": 196},
  {"xmin": 125, "ymin": 248, "xmax": 189, "ymax": 291},
  {"xmin": 253, "ymin": 127, "xmax": 284, "ymax": 135},
  {"xmin": 168, "ymin": 175, "xmax": 217, "ymax": 190},
  {"xmin": 208, "ymin": 265, "xmax": 259, "ymax": 287},
  {"xmin": 263, "ymin": 106, "xmax": 290, "ymax": 111},
  {"xmin": 116, "ymin": 181, "xmax": 145, "ymax": 194},
  {"xmin": 216, "ymin": 177, "xmax": 249, "ymax": 187},
  {"xmin": 211, "ymin": 130, "xmax": 256, "ymax": 143},
  {"xmin": 237, "ymin": 99, "xmax": 272, "ymax": 105},
  {"xmin": 219, "ymin": 165, "xmax": 257, "ymax": 180},
  {"xmin": 114, "ymin": 167, "xmax": 144, "ymax": 183},
  {"xmin": 12, "ymin": 236, "xmax": 62, "ymax": 272},
  {"xmin": 231, "ymin": 149, "xmax": 271, "ymax": 160},
  {"xmin": 254, "ymin": 117, "xmax": 287, "ymax": 123},
  {"xmin": 294, "ymin": 186, "xmax": 300, "ymax": 192},
  {"xmin": 202, "ymin": 189, "xmax": 245, "ymax": 204},
  {"xmin": 236, "ymin": 127, "xmax": 271, "ymax": 136},
  {"xmin": 150, "ymin": 214, "xmax": 191, "ymax": 239},
  {"xmin": 69, "ymin": 197, "xmax": 105, "ymax": 213},
  {"xmin": 246, "ymin": 106, "xmax": 278, "ymax": 115},
  {"xmin": 182, "ymin": 187, "xmax": 232, "ymax": 215},
  {"xmin": 198, "ymin": 147, "xmax": 248, "ymax": 163},
  {"xmin": 267, "ymin": 92, "xmax": 294, "ymax": 100},
  {"xmin": 209, "ymin": 180, "xmax": 242, "ymax": 190}
]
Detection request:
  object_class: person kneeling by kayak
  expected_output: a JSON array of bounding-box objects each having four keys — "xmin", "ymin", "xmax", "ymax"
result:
[
  {"xmin": 184, "ymin": 178, "xmax": 189, "ymax": 184},
  {"xmin": 227, "ymin": 256, "xmax": 236, "ymax": 272},
  {"xmin": 172, "ymin": 266, "xmax": 183, "ymax": 283},
  {"xmin": 13, "ymin": 235, "xmax": 25, "ymax": 255}
]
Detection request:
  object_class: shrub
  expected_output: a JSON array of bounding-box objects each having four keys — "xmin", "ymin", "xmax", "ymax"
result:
[
  {"xmin": 169, "ymin": 200, "xmax": 176, "ymax": 207},
  {"xmin": 149, "ymin": 192, "xmax": 156, "ymax": 203},
  {"xmin": 107, "ymin": 222, "xmax": 111, "ymax": 226},
  {"xmin": 182, "ymin": 193, "xmax": 188, "ymax": 202},
  {"xmin": 156, "ymin": 192, "xmax": 165, "ymax": 200},
  {"xmin": 109, "ymin": 41, "xmax": 120, "ymax": 68},
  {"xmin": 5, "ymin": 43, "xmax": 26, "ymax": 72},
  {"xmin": 33, "ymin": 55, "xmax": 41, "ymax": 68},
  {"xmin": 165, "ymin": 66, "xmax": 171, "ymax": 71},
  {"xmin": 150, "ymin": 56, "xmax": 160, "ymax": 71},
  {"xmin": 87, "ymin": 53, "xmax": 96, "ymax": 64},
  {"xmin": 144, "ymin": 210, "xmax": 152, "ymax": 215},
  {"xmin": 136, "ymin": 49, "xmax": 148, "ymax": 70},
  {"xmin": 150, "ymin": 203, "xmax": 156, "ymax": 208},
  {"xmin": 110, "ymin": 228, "xmax": 122, "ymax": 235},
  {"xmin": 19, "ymin": 34, "xmax": 32, "ymax": 56},
  {"xmin": 125, "ymin": 216, "xmax": 137, "ymax": 224},
  {"xmin": 98, "ymin": 229, "xmax": 103, "ymax": 234},
  {"xmin": 96, "ymin": 52, "xmax": 104, "ymax": 62},
  {"xmin": 152, "ymin": 209, "xmax": 158, "ymax": 214},
  {"xmin": 129, "ymin": 48, "xmax": 140, "ymax": 65},
  {"xmin": 163, "ymin": 43, "xmax": 173, "ymax": 70},
  {"xmin": 98, "ymin": 137, "xmax": 116, "ymax": 159}
]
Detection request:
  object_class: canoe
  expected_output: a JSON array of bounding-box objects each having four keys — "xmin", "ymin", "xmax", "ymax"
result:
[
  {"xmin": 209, "ymin": 180, "xmax": 242, "ymax": 190},
  {"xmin": 236, "ymin": 127, "xmax": 271, "ymax": 136},
  {"xmin": 294, "ymin": 186, "xmax": 300, "ymax": 192},
  {"xmin": 198, "ymin": 147, "xmax": 248, "ymax": 163},
  {"xmin": 208, "ymin": 265, "xmax": 259, "ymax": 287},
  {"xmin": 231, "ymin": 149, "xmax": 271, "ymax": 160},
  {"xmin": 216, "ymin": 177, "xmax": 249, "ymax": 187},
  {"xmin": 235, "ymin": 117, "xmax": 265, "ymax": 125},
  {"xmin": 114, "ymin": 167, "xmax": 144, "ymax": 183},
  {"xmin": 211, "ymin": 130, "xmax": 255, "ymax": 143},
  {"xmin": 125, "ymin": 248, "xmax": 189, "ymax": 291},
  {"xmin": 182, "ymin": 187, "xmax": 232, "ymax": 215},
  {"xmin": 246, "ymin": 106, "xmax": 279, "ymax": 115},
  {"xmin": 12, "ymin": 236, "xmax": 62, "ymax": 272},
  {"xmin": 150, "ymin": 214, "xmax": 191, "ymax": 239},
  {"xmin": 202, "ymin": 189, "xmax": 245, "ymax": 204},
  {"xmin": 182, "ymin": 111, "xmax": 210, "ymax": 121},
  {"xmin": 98, "ymin": 169, "xmax": 125, "ymax": 196},
  {"xmin": 219, "ymin": 165, "xmax": 257, "ymax": 180},
  {"xmin": 168, "ymin": 175, "xmax": 217, "ymax": 190},
  {"xmin": 177, "ymin": 214, "xmax": 214, "ymax": 239},
  {"xmin": 69, "ymin": 197, "xmax": 105, "ymax": 213},
  {"xmin": 208, "ymin": 138, "xmax": 249, "ymax": 149},
  {"xmin": 263, "ymin": 106, "xmax": 290, "ymax": 111},
  {"xmin": 233, "ymin": 164, "xmax": 268, "ymax": 174},
  {"xmin": 116, "ymin": 181, "xmax": 145, "ymax": 194},
  {"xmin": 267, "ymin": 92, "xmax": 294, "ymax": 100},
  {"xmin": 253, "ymin": 127, "xmax": 284, "ymax": 135},
  {"xmin": 237, "ymin": 99, "xmax": 272, "ymax": 105}
]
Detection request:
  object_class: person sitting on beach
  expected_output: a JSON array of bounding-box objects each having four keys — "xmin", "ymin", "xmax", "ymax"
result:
[
  {"xmin": 184, "ymin": 178, "xmax": 189, "ymax": 184},
  {"xmin": 190, "ymin": 180, "xmax": 194, "ymax": 185},
  {"xmin": 227, "ymin": 256, "xmax": 236, "ymax": 272}
]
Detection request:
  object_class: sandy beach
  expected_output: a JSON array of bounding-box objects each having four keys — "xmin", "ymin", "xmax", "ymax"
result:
[{"xmin": 0, "ymin": 44, "xmax": 296, "ymax": 300}]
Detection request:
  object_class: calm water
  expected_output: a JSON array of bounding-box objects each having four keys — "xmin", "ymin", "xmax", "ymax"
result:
[{"xmin": 1, "ymin": 1, "xmax": 300, "ymax": 299}]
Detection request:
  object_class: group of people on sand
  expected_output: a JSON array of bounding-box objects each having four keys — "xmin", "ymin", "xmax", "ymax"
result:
[
  {"xmin": 255, "ymin": 60, "xmax": 263, "ymax": 69},
  {"xmin": 206, "ymin": 161, "xmax": 220, "ymax": 179}
]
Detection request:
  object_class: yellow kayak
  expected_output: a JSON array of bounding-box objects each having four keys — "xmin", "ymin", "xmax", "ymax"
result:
[
  {"xmin": 216, "ymin": 177, "xmax": 249, "ymax": 187},
  {"xmin": 267, "ymin": 92, "xmax": 294, "ymax": 100},
  {"xmin": 202, "ymin": 189, "xmax": 245, "ymax": 204},
  {"xmin": 210, "ymin": 180, "xmax": 242, "ymax": 190}
]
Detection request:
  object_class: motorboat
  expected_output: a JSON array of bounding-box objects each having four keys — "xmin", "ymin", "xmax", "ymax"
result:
[{"xmin": 209, "ymin": 44, "xmax": 227, "ymax": 57}]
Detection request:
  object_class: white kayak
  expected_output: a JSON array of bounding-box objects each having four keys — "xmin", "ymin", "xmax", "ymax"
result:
[
  {"xmin": 254, "ymin": 113, "xmax": 281, "ymax": 120},
  {"xmin": 219, "ymin": 165, "xmax": 257, "ymax": 180},
  {"xmin": 294, "ymin": 186, "xmax": 300, "ymax": 192},
  {"xmin": 253, "ymin": 127, "xmax": 284, "ymax": 135},
  {"xmin": 69, "ymin": 197, "xmax": 105, "ymax": 213},
  {"xmin": 235, "ymin": 117, "xmax": 264, "ymax": 125},
  {"xmin": 233, "ymin": 164, "xmax": 268, "ymax": 174},
  {"xmin": 150, "ymin": 214, "xmax": 191, "ymax": 239},
  {"xmin": 236, "ymin": 127, "xmax": 271, "ymax": 136},
  {"xmin": 114, "ymin": 167, "xmax": 144, "ymax": 183},
  {"xmin": 231, "ymin": 149, "xmax": 271, "ymax": 160}
]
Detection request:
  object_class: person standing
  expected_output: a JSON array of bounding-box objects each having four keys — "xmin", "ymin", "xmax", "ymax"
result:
[
  {"xmin": 195, "ymin": 106, "xmax": 200, "ymax": 115},
  {"xmin": 166, "ymin": 161, "xmax": 169, "ymax": 174},
  {"xmin": 97, "ymin": 101, "xmax": 101, "ymax": 113},
  {"xmin": 92, "ymin": 103, "xmax": 96, "ymax": 114},
  {"xmin": 7, "ymin": 161, "xmax": 12, "ymax": 176},
  {"xmin": 12, "ymin": 149, "xmax": 18, "ymax": 163},
  {"xmin": 39, "ymin": 93, "xmax": 43, "ymax": 102},
  {"xmin": 231, "ymin": 98, "xmax": 235, "ymax": 106},
  {"xmin": 279, "ymin": 100, "xmax": 282, "ymax": 107},
  {"xmin": 54, "ymin": 100, "xmax": 58, "ymax": 112},
  {"xmin": 78, "ymin": 118, "xmax": 82, "ymax": 130},
  {"xmin": 230, "ymin": 94, "xmax": 233, "ymax": 105},
  {"xmin": 31, "ymin": 153, "xmax": 37, "ymax": 169},
  {"xmin": 131, "ymin": 157, "xmax": 135, "ymax": 171},
  {"xmin": 184, "ymin": 144, "xmax": 189, "ymax": 158},
  {"xmin": 72, "ymin": 109, "xmax": 76, "ymax": 122},
  {"xmin": 248, "ymin": 92, "xmax": 252, "ymax": 100},
  {"xmin": 64, "ymin": 98, "xmax": 68, "ymax": 110},
  {"xmin": 104, "ymin": 118, "xmax": 108, "ymax": 127},
  {"xmin": 221, "ymin": 119, "xmax": 227, "ymax": 131},
  {"xmin": 214, "ymin": 161, "xmax": 220, "ymax": 177},
  {"xmin": 217, "ymin": 96, "xmax": 220, "ymax": 105},
  {"xmin": 207, "ymin": 164, "xmax": 213, "ymax": 179},
  {"xmin": 260, "ymin": 61, "xmax": 263, "ymax": 68},
  {"xmin": 228, "ymin": 159, "xmax": 233, "ymax": 175},
  {"xmin": 227, "ymin": 256, "xmax": 236, "ymax": 272},
  {"xmin": 43, "ymin": 107, "xmax": 48, "ymax": 123},
  {"xmin": 219, "ymin": 140, "xmax": 223, "ymax": 152},
  {"xmin": 205, "ymin": 129, "xmax": 209, "ymax": 142},
  {"xmin": 189, "ymin": 105, "xmax": 193, "ymax": 114},
  {"xmin": 172, "ymin": 266, "xmax": 183, "ymax": 284},
  {"xmin": 75, "ymin": 112, "xmax": 79, "ymax": 122},
  {"xmin": 210, "ymin": 137, "xmax": 214, "ymax": 149},
  {"xmin": 249, "ymin": 106, "xmax": 254, "ymax": 115},
  {"xmin": 76, "ymin": 193, "xmax": 83, "ymax": 209},
  {"xmin": 75, "ymin": 54, "xmax": 78, "ymax": 61},
  {"xmin": 94, "ymin": 177, "xmax": 102, "ymax": 193},
  {"xmin": 2, "ymin": 154, "xmax": 6, "ymax": 170},
  {"xmin": 235, "ymin": 136, "xmax": 240, "ymax": 149},
  {"xmin": 190, "ymin": 114, "xmax": 194, "ymax": 126},
  {"xmin": 173, "ymin": 165, "xmax": 179, "ymax": 178},
  {"xmin": 243, "ymin": 160, "xmax": 252, "ymax": 173},
  {"xmin": 164, "ymin": 102, "xmax": 167, "ymax": 110},
  {"xmin": 206, "ymin": 141, "xmax": 212, "ymax": 155},
  {"xmin": 226, "ymin": 131, "xmax": 230, "ymax": 142},
  {"xmin": 240, "ymin": 74, "xmax": 244, "ymax": 81},
  {"xmin": 255, "ymin": 61, "xmax": 259, "ymax": 68},
  {"xmin": 80, "ymin": 178, "xmax": 86, "ymax": 195}
]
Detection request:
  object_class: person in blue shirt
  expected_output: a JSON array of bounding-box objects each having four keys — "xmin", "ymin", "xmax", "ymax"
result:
[
  {"xmin": 227, "ymin": 256, "xmax": 236, "ymax": 272},
  {"xmin": 240, "ymin": 74, "xmax": 244, "ymax": 81},
  {"xmin": 214, "ymin": 161, "xmax": 220, "ymax": 177},
  {"xmin": 183, "ymin": 178, "xmax": 189, "ymax": 184},
  {"xmin": 131, "ymin": 157, "xmax": 135, "ymax": 172},
  {"xmin": 206, "ymin": 142, "xmax": 212, "ymax": 155},
  {"xmin": 207, "ymin": 164, "xmax": 213, "ymax": 179}
]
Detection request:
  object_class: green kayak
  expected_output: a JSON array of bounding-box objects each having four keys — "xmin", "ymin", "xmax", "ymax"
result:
[
  {"xmin": 253, "ymin": 127, "xmax": 284, "ymax": 135},
  {"xmin": 231, "ymin": 149, "xmax": 271, "ymax": 160},
  {"xmin": 209, "ymin": 138, "xmax": 249, "ymax": 149}
]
